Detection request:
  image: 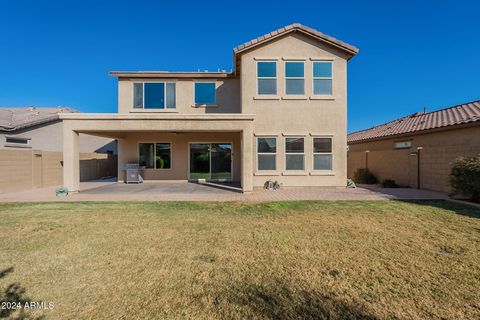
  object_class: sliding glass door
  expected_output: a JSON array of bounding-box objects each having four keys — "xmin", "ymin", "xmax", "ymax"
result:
[{"xmin": 189, "ymin": 143, "xmax": 232, "ymax": 181}]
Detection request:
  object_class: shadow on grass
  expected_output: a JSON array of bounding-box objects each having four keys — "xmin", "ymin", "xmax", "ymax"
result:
[
  {"xmin": 219, "ymin": 279, "xmax": 378, "ymax": 320},
  {"xmin": 0, "ymin": 267, "xmax": 45, "ymax": 320},
  {"xmin": 398, "ymin": 200, "xmax": 480, "ymax": 219}
]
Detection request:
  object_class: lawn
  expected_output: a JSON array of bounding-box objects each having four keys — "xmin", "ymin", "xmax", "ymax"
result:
[{"xmin": 0, "ymin": 201, "xmax": 479, "ymax": 319}]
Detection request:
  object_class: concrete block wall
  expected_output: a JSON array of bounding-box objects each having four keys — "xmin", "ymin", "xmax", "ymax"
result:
[
  {"xmin": 0, "ymin": 149, "xmax": 117, "ymax": 194},
  {"xmin": 348, "ymin": 124, "xmax": 480, "ymax": 193}
]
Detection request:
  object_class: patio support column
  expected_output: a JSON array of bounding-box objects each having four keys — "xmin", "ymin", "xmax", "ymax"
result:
[
  {"xmin": 63, "ymin": 124, "xmax": 80, "ymax": 193},
  {"xmin": 241, "ymin": 126, "xmax": 253, "ymax": 193}
]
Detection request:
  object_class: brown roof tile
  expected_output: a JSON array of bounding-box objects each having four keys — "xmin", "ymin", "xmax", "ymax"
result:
[
  {"xmin": 233, "ymin": 23, "xmax": 359, "ymax": 58},
  {"xmin": 348, "ymin": 100, "xmax": 480, "ymax": 143}
]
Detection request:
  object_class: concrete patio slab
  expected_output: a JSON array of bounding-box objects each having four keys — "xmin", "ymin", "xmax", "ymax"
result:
[{"xmin": 0, "ymin": 180, "xmax": 449, "ymax": 203}]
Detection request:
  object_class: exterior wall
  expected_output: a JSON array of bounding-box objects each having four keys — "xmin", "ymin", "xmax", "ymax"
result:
[
  {"xmin": 118, "ymin": 78, "xmax": 240, "ymax": 114},
  {"xmin": 240, "ymin": 33, "xmax": 349, "ymax": 186},
  {"xmin": 0, "ymin": 149, "xmax": 117, "ymax": 194},
  {"xmin": 0, "ymin": 121, "xmax": 116, "ymax": 153},
  {"xmin": 117, "ymin": 132, "xmax": 241, "ymax": 182},
  {"xmin": 347, "ymin": 124, "xmax": 480, "ymax": 192}
]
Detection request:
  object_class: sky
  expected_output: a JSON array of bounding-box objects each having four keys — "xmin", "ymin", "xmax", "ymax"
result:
[{"xmin": 0, "ymin": 0, "xmax": 479, "ymax": 133}]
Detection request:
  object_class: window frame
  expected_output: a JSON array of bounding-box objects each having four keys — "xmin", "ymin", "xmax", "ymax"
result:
[
  {"xmin": 256, "ymin": 61, "xmax": 277, "ymax": 96},
  {"xmin": 312, "ymin": 60, "xmax": 333, "ymax": 96},
  {"xmin": 138, "ymin": 142, "xmax": 172, "ymax": 170},
  {"xmin": 4, "ymin": 136, "xmax": 31, "ymax": 148},
  {"xmin": 256, "ymin": 136, "xmax": 277, "ymax": 171},
  {"xmin": 394, "ymin": 140, "xmax": 412, "ymax": 149},
  {"xmin": 285, "ymin": 61, "xmax": 305, "ymax": 95},
  {"xmin": 133, "ymin": 82, "xmax": 176, "ymax": 109},
  {"xmin": 312, "ymin": 136, "xmax": 334, "ymax": 172},
  {"xmin": 284, "ymin": 136, "xmax": 305, "ymax": 171},
  {"xmin": 194, "ymin": 81, "xmax": 217, "ymax": 106}
]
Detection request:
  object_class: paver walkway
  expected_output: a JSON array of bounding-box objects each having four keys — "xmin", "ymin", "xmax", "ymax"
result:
[{"xmin": 0, "ymin": 180, "xmax": 448, "ymax": 202}]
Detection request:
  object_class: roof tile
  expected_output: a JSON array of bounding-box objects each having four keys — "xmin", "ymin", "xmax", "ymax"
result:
[
  {"xmin": 0, "ymin": 107, "xmax": 78, "ymax": 132},
  {"xmin": 233, "ymin": 23, "xmax": 359, "ymax": 57},
  {"xmin": 348, "ymin": 100, "xmax": 480, "ymax": 143}
]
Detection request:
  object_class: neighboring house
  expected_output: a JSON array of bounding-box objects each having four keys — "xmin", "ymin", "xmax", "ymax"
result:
[
  {"xmin": 60, "ymin": 23, "xmax": 359, "ymax": 193},
  {"xmin": 347, "ymin": 100, "xmax": 480, "ymax": 192},
  {"xmin": 0, "ymin": 107, "xmax": 117, "ymax": 193},
  {"xmin": 0, "ymin": 107, "xmax": 116, "ymax": 153}
]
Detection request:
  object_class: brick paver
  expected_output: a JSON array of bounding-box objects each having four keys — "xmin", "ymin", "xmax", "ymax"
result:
[{"xmin": 0, "ymin": 181, "xmax": 448, "ymax": 202}]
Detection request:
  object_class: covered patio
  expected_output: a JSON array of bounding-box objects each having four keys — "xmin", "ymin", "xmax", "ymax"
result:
[{"xmin": 60, "ymin": 113, "xmax": 255, "ymax": 193}]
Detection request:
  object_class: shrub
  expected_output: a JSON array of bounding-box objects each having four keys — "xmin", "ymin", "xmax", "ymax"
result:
[
  {"xmin": 382, "ymin": 179, "xmax": 398, "ymax": 188},
  {"xmin": 353, "ymin": 168, "xmax": 378, "ymax": 184},
  {"xmin": 450, "ymin": 156, "xmax": 480, "ymax": 202}
]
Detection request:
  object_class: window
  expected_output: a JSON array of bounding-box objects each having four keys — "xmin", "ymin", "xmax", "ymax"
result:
[
  {"xmin": 285, "ymin": 137, "xmax": 304, "ymax": 170},
  {"xmin": 395, "ymin": 141, "xmax": 412, "ymax": 149},
  {"xmin": 313, "ymin": 137, "xmax": 333, "ymax": 170},
  {"xmin": 5, "ymin": 137, "xmax": 30, "ymax": 146},
  {"xmin": 194, "ymin": 82, "xmax": 216, "ymax": 105},
  {"xmin": 139, "ymin": 143, "xmax": 171, "ymax": 169},
  {"xmin": 133, "ymin": 82, "xmax": 176, "ymax": 109},
  {"xmin": 257, "ymin": 61, "xmax": 277, "ymax": 95},
  {"xmin": 285, "ymin": 61, "xmax": 305, "ymax": 95},
  {"xmin": 257, "ymin": 137, "xmax": 276, "ymax": 171},
  {"xmin": 313, "ymin": 61, "xmax": 333, "ymax": 95}
]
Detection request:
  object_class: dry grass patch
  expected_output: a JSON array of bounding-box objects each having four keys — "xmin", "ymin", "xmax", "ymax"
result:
[{"xmin": 0, "ymin": 200, "xmax": 479, "ymax": 319}]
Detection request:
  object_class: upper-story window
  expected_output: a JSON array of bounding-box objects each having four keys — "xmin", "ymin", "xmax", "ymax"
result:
[
  {"xmin": 257, "ymin": 61, "xmax": 277, "ymax": 95},
  {"xmin": 133, "ymin": 82, "xmax": 176, "ymax": 109},
  {"xmin": 285, "ymin": 62, "xmax": 305, "ymax": 95},
  {"xmin": 313, "ymin": 61, "xmax": 333, "ymax": 95},
  {"xmin": 194, "ymin": 82, "xmax": 216, "ymax": 106},
  {"xmin": 5, "ymin": 137, "xmax": 30, "ymax": 148}
]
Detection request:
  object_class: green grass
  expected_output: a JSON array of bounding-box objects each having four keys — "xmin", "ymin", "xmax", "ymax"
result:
[{"xmin": 0, "ymin": 200, "xmax": 479, "ymax": 319}]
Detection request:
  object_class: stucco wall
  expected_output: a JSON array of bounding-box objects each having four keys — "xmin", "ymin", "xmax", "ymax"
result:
[
  {"xmin": 240, "ymin": 33, "xmax": 349, "ymax": 187},
  {"xmin": 117, "ymin": 132, "xmax": 241, "ymax": 182},
  {"xmin": 118, "ymin": 78, "xmax": 240, "ymax": 114},
  {"xmin": 347, "ymin": 124, "xmax": 480, "ymax": 192},
  {"xmin": 0, "ymin": 121, "xmax": 116, "ymax": 153}
]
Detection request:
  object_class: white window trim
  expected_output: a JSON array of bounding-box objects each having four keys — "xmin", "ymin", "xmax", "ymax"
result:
[
  {"xmin": 312, "ymin": 61, "xmax": 333, "ymax": 96},
  {"xmin": 256, "ymin": 136, "xmax": 277, "ymax": 172},
  {"xmin": 256, "ymin": 61, "xmax": 277, "ymax": 96},
  {"xmin": 138, "ymin": 142, "xmax": 172, "ymax": 170},
  {"xmin": 133, "ymin": 82, "xmax": 176, "ymax": 110},
  {"xmin": 284, "ymin": 136, "xmax": 305, "ymax": 171},
  {"xmin": 285, "ymin": 61, "xmax": 305, "ymax": 96},
  {"xmin": 312, "ymin": 136, "xmax": 334, "ymax": 172},
  {"xmin": 193, "ymin": 81, "xmax": 217, "ymax": 107},
  {"xmin": 4, "ymin": 136, "xmax": 31, "ymax": 148}
]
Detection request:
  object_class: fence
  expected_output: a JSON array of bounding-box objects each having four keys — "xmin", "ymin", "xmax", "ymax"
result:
[{"xmin": 0, "ymin": 149, "xmax": 117, "ymax": 194}]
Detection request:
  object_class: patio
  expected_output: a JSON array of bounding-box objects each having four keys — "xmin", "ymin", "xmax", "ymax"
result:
[{"xmin": 0, "ymin": 179, "xmax": 449, "ymax": 202}]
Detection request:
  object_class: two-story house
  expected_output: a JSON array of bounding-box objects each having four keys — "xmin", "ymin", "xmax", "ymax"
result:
[{"xmin": 60, "ymin": 23, "xmax": 359, "ymax": 193}]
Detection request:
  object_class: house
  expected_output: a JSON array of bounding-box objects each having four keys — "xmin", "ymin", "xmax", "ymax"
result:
[
  {"xmin": 347, "ymin": 100, "xmax": 480, "ymax": 192},
  {"xmin": 0, "ymin": 107, "xmax": 117, "ymax": 193},
  {"xmin": 60, "ymin": 23, "xmax": 359, "ymax": 193},
  {"xmin": 0, "ymin": 107, "xmax": 116, "ymax": 153}
]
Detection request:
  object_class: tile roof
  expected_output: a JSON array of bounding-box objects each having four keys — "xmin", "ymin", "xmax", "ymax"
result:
[
  {"xmin": 233, "ymin": 23, "xmax": 359, "ymax": 58},
  {"xmin": 0, "ymin": 107, "xmax": 78, "ymax": 132},
  {"xmin": 348, "ymin": 100, "xmax": 480, "ymax": 143}
]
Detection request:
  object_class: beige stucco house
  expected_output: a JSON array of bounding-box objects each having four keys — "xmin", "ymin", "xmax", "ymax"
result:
[{"xmin": 61, "ymin": 23, "xmax": 359, "ymax": 193}]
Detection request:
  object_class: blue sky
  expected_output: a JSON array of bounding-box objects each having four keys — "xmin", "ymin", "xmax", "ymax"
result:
[{"xmin": 1, "ymin": 0, "xmax": 478, "ymax": 133}]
